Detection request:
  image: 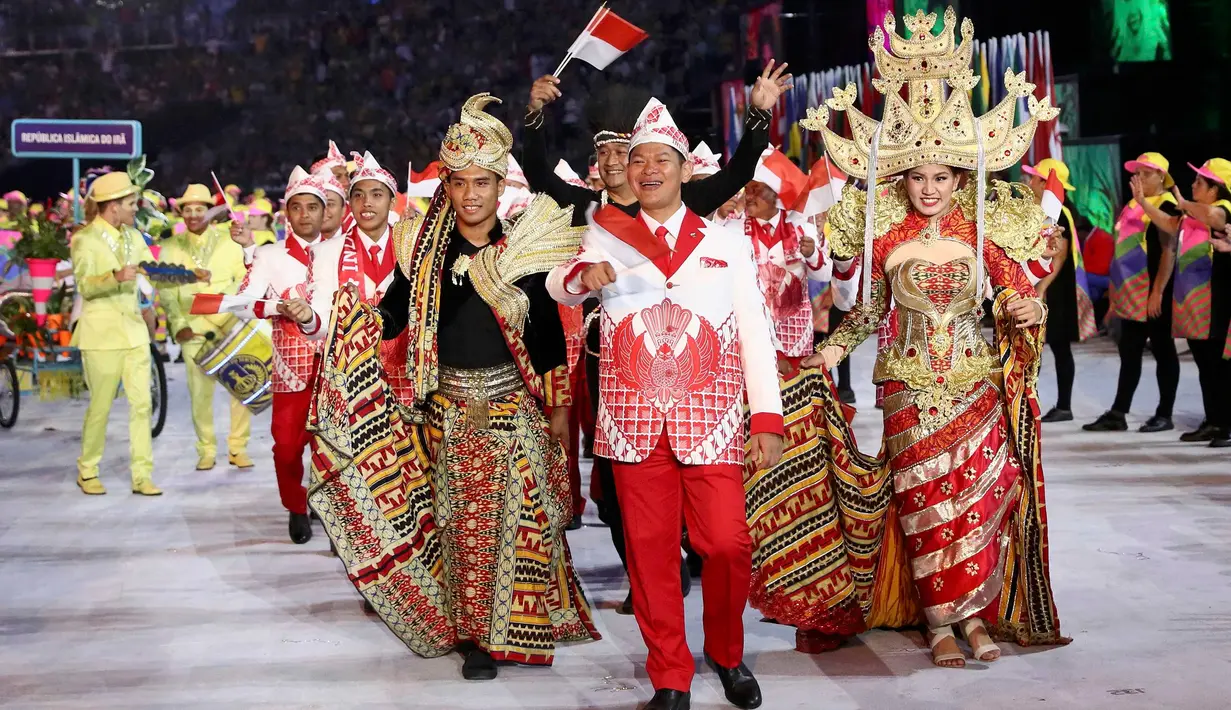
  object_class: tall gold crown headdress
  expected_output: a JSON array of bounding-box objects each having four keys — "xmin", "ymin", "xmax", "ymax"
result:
[
  {"xmin": 800, "ymin": 7, "xmax": 1059, "ymax": 179},
  {"xmin": 440, "ymin": 93, "xmax": 515, "ymax": 178}
]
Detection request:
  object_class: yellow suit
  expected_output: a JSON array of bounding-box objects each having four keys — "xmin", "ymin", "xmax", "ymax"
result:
[
  {"xmin": 70, "ymin": 217, "xmax": 156, "ymax": 483},
  {"xmin": 159, "ymin": 225, "xmax": 252, "ymax": 459}
]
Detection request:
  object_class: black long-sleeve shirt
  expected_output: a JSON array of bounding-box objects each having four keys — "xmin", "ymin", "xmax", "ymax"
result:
[
  {"xmin": 377, "ymin": 222, "xmax": 567, "ymax": 376},
  {"xmin": 520, "ymin": 106, "xmax": 772, "ymax": 224}
]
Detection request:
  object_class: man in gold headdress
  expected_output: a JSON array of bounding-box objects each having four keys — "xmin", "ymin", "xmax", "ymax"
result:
[{"xmin": 302, "ymin": 94, "xmax": 598, "ymax": 679}]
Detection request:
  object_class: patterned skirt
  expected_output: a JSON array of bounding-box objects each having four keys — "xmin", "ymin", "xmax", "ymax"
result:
[
  {"xmin": 308, "ymin": 288, "xmax": 598, "ymax": 663},
  {"xmin": 862, "ymin": 289, "xmax": 1068, "ymax": 646},
  {"xmin": 881, "ymin": 377, "xmax": 1024, "ymax": 630},
  {"xmin": 745, "ymin": 363, "xmax": 892, "ymax": 643}
]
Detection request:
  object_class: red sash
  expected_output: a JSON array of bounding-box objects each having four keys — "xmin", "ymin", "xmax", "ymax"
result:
[
  {"xmin": 745, "ymin": 214, "xmax": 790, "ymax": 250},
  {"xmin": 339, "ymin": 227, "xmax": 394, "ymax": 301}
]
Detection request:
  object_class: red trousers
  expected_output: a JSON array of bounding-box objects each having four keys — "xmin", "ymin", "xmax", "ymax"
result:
[
  {"xmin": 612, "ymin": 431, "xmax": 752, "ymax": 692},
  {"xmin": 271, "ymin": 387, "xmax": 313, "ymax": 515}
]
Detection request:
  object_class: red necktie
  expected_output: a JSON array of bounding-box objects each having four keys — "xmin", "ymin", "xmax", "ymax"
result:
[
  {"xmin": 369, "ymin": 245, "xmax": 381, "ymax": 266},
  {"xmin": 655, "ymin": 225, "xmax": 670, "ymax": 250}
]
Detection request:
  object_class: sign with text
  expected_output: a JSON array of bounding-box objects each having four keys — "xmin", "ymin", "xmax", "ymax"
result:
[{"xmin": 10, "ymin": 119, "xmax": 143, "ymax": 159}]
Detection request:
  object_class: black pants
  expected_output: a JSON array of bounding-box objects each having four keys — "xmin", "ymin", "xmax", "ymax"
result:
[
  {"xmin": 1048, "ymin": 337, "xmax": 1075, "ymax": 410},
  {"xmin": 1111, "ymin": 317, "xmax": 1179, "ymax": 418},
  {"xmin": 1188, "ymin": 336, "xmax": 1231, "ymax": 429},
  {"xmin": 587, "ymin": 344, "xmax": 629, "ymax": 572},
  {"xmin": 821, "ymin": 309, "xmax": 852, "ymax": 392}
]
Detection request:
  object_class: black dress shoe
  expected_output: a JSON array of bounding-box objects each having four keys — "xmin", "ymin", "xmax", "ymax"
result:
[
  {"xmin": 618, "ymin": 590, "xmax": 634, "ymax": 615},
  {"xmin": 1181, "ymin": 423, "xmax": 1220, "ymax": 442},
  {"xmin": 289, "ymin": 512, "xmax": 313, "ymax": 544},
  {"xmin": 461, "ymin": 646, "xmax": 498, "ymax": 680},
  {"xmin": 644, "ymin": 689, "xmax": 690, "ymax": 710},
  {"xmin": 1210, "ymin": 432, "xmax": 1231, "ymax": 448},
  {"xmin": 1041, "ymin": 407, "xmax": 1073, "ymax": 423},
  {"xmin": 566, "ymin": 515, "xmax": 583, "ymax": 531},
  {"xmin": 680, "ymin": 559, "xmax": 692, "ymax": 597},
  {"xmin": 1083, "ymin": 411, "xmax": 1128, "ymax": 432},
  {"xmin": 686, "ymin": 549, "xmax": 703, "ymax": 578},
  {"xmin": 705, "ymin": 654, "xmax": 762, "ymax": 709},
  {"xmin": 1139, "ymin": 415, "xmax": 1174, "ymax": 433},
  {"xmin": 838, "ymin": 388, "xmax": 856, "ymax": 405}
]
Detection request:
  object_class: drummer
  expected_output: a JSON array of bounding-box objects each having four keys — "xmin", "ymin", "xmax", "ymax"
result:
[
  {"xmin": 71, "ymin": 172, "xmax": 161, "ymax": 496},
  {"xmin": 159, "ymin": 183, "xmax": 252, "ymax": 471}
]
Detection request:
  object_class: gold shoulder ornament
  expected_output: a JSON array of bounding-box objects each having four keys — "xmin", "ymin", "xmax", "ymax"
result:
[
  {"xmin": 825, "ymin": 181, "xmax": 910, "ymax": 261},
  {"xmin": 456, "ymin": 194, "xmax": 584, "ymax": 332}
]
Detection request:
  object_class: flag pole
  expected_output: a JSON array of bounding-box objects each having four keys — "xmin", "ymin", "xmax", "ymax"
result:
[
  {"xmin": 210, "ymin": 170, "xmax": 240, "ymax": 222},
  {"xmin": 553, "ymin": 2, "xmax": 607, "ymax": 77}
]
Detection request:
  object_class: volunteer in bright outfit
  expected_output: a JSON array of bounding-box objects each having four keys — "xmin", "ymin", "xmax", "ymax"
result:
[
  {"xmin": 1085, "ymin": 152, "xmax": 1182, "ymax": 433},
  {"xmin": 71, "ymin": 172, "xmax": 161, "ymax": 496},
  {"xmin": 159, "ymin": 183, "xmax": 252, "ymax": 471},
  {"xmin": 230, "ymin": 167, "xmax": 332, "ymax": 543},
  {"xmin": 548, "ymin": 99, "xmax": 783, "ymax": 710}
]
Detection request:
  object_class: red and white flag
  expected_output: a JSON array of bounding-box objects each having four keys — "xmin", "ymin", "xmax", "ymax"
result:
[
  {"xmin": 562, "ymin": 6, "xmax": 648, "ymax": 72},
  {"xmin": 752, "ymin": 148, "xmax": 808, "ymax": 213},
  {"xmin": 210, "ymin": 171, "xmax": 240, "ymax": 221},
  {"xmin": 1040, "ymin": 170, "xmax": 1065, "ymax": 224},
  {"xmin": 190, "ymin": 292, "xmax": 278, "ymax": 316},
  {"xmin": 406, "ymin": 161, "xmax": 442, "ymax": 198},
  {"xmin": 795, "ymin": 157, "xmax": 849, "ymax": 218}
]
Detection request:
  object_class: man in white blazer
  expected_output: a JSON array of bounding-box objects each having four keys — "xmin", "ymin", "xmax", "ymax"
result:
[
  {"xmin": 230, "ymin": 166, "xmax": 330, "ymax": 544},
  {"xmin": 548, "ymin": 99, "xmax": 783, "ymax": 710},
  {"xmin": 300, "ymin": 151, "xmax": 413, "ymax": 403}
]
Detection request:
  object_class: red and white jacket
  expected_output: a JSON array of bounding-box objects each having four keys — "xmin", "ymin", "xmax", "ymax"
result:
[
  {"xmin": 548, "ymin": 205, "xmax": 783, "ymax": 466},
  {"xmin": 307, "ymin": 222, "xmax": 413, "ymax": 403},
  {"xmin": 236, "ymin": 234, "xmax": 326, "ymax": 393},
  {"xmin": 745, "ymin": 211, "xmax": 829, "ymax": 358}
]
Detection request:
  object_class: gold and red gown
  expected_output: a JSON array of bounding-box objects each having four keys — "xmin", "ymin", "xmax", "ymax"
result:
[{"xmin": 825, "ymin": 199, "xmax": 1067, "ymax": 645}]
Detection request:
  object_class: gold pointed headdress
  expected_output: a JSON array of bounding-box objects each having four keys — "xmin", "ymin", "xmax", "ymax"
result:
[
  {"xmin": 800, "ymin": 7, "xmax": 1059, "ymax": 179},
  {"xmin": 440, "ymin": 93, "xmax": 514, "ymax": 178}
]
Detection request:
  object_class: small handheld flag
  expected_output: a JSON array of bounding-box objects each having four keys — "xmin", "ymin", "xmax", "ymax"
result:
[
  {"xmin": 1040, "ymin": 170, "xmax": 1065, "ymax": 224},
  {"xmin": 190, "ymin": 292, "xmax": 279, "ymax": 316},
  {"xmin": 210, "ymin": 171, "xmax": 240, "ymax": 222},
  {"xmin": 555, "ymin": 4, "xmax": 648, "ymax": 75}
]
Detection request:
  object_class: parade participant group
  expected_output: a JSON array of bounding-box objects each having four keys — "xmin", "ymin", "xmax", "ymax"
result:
[{"xmin": 13, "ymin": 6, "xmax": 1231, "ymax": 710}]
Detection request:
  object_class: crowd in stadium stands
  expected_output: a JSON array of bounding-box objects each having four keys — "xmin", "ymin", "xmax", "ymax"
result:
[{"xmin": 1, "ymin": 0, "xmax": 747, "ymax": 196}]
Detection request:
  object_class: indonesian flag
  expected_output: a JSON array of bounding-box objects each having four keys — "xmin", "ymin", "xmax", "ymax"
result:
[
  {"xmin": 795, "ymin": 157, "xmax": 849, "ymax": 218},
  {"xmin": 752, "ymin": 148, "xmax": 808, "ymax": 212},
  {"xmin": 1040, "ymin": 170, "xmax": 1065, "ymax": 224},
  {"xmin": 210, "ymin": 171, "xmax": 240, "ymax": 220},
  {"xmin": 190, "ymin": 292, "xmax": 278, "ymax": 316},
  {"xmin": 565, "ymin": 6, "xmax": 649, "ymax": 71},
  {"xmin": 555, "ymin": 159, "xmax": 587, "ymax": 188},
  {"xmin": 406, "ymin": 161, "xmax": 442, "ymax": 198}
]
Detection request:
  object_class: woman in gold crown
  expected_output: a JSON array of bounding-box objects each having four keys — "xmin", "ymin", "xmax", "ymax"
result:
[{"xmin": 801, "ymin": 7, "xmax": 1068, "ymax": 668}]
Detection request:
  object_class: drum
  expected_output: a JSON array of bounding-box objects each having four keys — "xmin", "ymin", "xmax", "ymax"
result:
[{"xmin": 193, "ymin": 315, "xmax": 274, "ymax": 414}]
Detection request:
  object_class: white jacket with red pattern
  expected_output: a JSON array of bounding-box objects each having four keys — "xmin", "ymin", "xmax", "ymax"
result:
[
  {"xmin": 547, "ymin": 204, "xmax": 783, "ymax": 466},
  {"xmin": 235, "ymin": 234, "xmax": 325, "ymax": 393}
]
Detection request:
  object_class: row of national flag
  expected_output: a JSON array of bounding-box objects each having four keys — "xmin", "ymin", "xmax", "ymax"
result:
[{"xmin": 722, "ymin": 28, "xmax": 1061, "ymax": 172}]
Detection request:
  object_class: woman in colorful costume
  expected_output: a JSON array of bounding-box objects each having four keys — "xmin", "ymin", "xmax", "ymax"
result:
[
  {"xmin": 307, "ymin": 94, "xmax": 598, "ymax": 679},
  {"xmin": 1023, "ymin": 159, "xmax": 1097, "ymax": 422},
  {"xmin": 1171, "ymin": 159, "xmax": 1231, "ymax": 446},
  {"xmin": 801, "ymin": 7, "xmax": 1069, "ymax": 668},
  {"xmin": 1084, "ymin": 153, "xmax": 1182, "ymax": 433}
]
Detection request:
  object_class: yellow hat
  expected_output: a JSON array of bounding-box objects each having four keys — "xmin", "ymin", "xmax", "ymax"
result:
[
  {"xmin": 177, "ymin": 183, "xmax": 214, "ymax": 207},
  {"xmin": 247, "ymin": 198, "xmax": 274, "ymax": 216},
  {"xmin": 1022, "ymin": 158, "xmax": 1076, "ymax": 192},
  {"xmin": 224, "ymin": 183, "xmax": 241, "ymax": 195},
  {"xmin": 1188, "ymin": 158, "xmax": 1231, "ymax": 190},
  {"xmin": 1124, "ymin": 152, "xmax": 1175, "ymax": 188},
  {"xmin": 28, "ymin": 203, "xmax": 44, "ymax": 215},
  {"xmin": 87, "ymin": 172, "xmax": 139, "ymax": 202}
]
